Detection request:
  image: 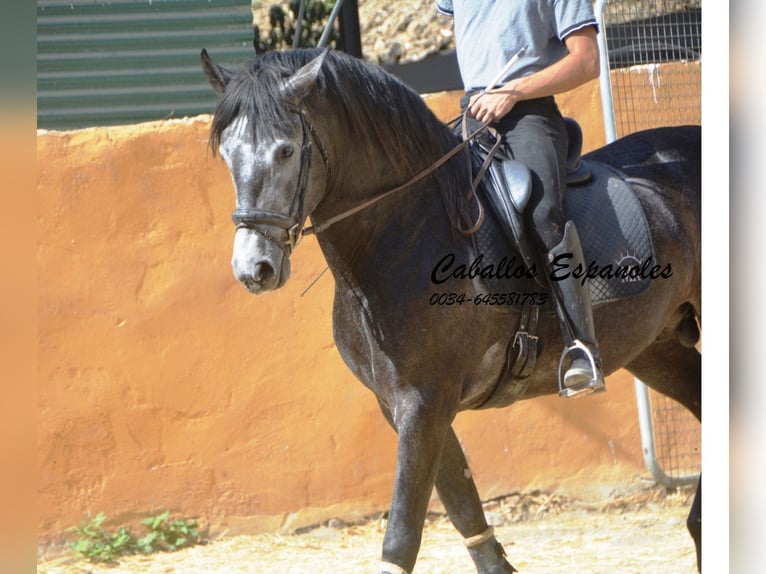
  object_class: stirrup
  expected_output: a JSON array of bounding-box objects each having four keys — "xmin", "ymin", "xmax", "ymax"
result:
[{"xmin": 557, "ymin": 340, "xmax": 605, "ymax": 398}]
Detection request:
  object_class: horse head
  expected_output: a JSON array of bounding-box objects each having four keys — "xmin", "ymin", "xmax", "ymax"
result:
[{"xmin": 201, "ymin": 49, "xmax": 330, "ymax": 293}]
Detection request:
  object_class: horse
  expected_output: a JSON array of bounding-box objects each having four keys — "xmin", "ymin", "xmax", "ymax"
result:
[{"xmin": 201, "ymin": 47, "xmax": 701, "ymax": 574}]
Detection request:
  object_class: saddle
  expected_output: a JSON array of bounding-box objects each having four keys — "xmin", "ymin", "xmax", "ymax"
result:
[
  {"xmin": 465, "ymin": 119, "xmax": 657, "ymax": 401},
  {"xmin": 471, "ymin": 118, "xmax": 593, "ymax": 281},
  {"xmin": 469, "ymin": 118, "xmax": 655, "ymax": 305}
]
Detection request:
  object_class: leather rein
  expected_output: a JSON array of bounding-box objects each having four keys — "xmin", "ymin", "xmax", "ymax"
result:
[{"xmin": 231, "ymin": 105, "xmax": 499, "ymax": 254}]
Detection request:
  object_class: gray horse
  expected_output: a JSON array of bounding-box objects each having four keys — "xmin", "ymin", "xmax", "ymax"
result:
[{"xmin": 202, "ymin": 48, "xmax": 701, "ymax": 573}]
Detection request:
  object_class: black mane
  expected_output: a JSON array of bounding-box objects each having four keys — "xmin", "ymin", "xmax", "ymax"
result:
[{"xmin": 209, "ymin": 49, "xmax": 473, "ymax": 230}]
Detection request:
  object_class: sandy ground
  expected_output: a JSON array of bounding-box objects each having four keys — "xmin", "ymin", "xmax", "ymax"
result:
[{"xmin": 38, "ymin": 488, "xmax": 698, "ymax": 574}]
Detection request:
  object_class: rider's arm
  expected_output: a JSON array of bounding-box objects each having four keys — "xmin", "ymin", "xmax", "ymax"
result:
[{"xmin": 469, "ymin": 26, "xmax": 600, "ymax": 124}]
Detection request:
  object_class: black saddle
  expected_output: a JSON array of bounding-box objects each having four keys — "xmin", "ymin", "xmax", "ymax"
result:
[
  {"xmin": 563, "ymin": 117, "xmax": 592, "ymax": 185},
  {"xmin": 469, "ymin": 118, "xmax": 657, "ymax": 309},
  {"xmin": 470, "ymin": 118, "xmax": 592, "ymax": 283}
]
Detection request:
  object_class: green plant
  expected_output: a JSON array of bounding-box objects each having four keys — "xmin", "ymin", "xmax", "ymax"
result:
[
  {"xmin": 136, "ymin": 510, "xmax": 201, "ymax": 553},
  {"xmin": 70, "ymin": 511, "xmax": 202, "ymax": 564},
  {"xmin": 253, "ymin": 0, "xmax": 338, "ymax": 53},
  {"xmin": 69, "ymin": 512, "xmax": 137, "ymax": 564}
]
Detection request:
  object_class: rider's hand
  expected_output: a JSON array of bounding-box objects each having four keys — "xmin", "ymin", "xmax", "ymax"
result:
[{"xmin": 468, "ymin": 85, "xmax": 521, "ymax": 124}]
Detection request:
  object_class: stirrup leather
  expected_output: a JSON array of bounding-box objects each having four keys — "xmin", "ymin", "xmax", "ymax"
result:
[{"xmin": 557, "ymin": 340, "xmax": 603, "ymax": 398}]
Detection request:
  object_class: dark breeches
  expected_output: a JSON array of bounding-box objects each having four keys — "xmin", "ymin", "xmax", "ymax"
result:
[{"xmin": 493, "ymin": 97, "xmax": 569, "ymax": 251}]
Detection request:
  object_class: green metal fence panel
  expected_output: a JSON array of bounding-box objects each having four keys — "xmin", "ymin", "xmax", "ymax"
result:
[{"xmin": 37, "ymin": 0, "xmax": 255, "ymax": 130}]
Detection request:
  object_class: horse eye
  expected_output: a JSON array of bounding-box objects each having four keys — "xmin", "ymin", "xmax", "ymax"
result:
[{"xmin": 279, "ymin": 145, "xmax": 294, "ymax": 159}]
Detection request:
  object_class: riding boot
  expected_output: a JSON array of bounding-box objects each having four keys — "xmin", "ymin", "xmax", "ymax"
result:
[{"xmin": 546, "ymin": 220, "xmax": 605, "ymax": 398}]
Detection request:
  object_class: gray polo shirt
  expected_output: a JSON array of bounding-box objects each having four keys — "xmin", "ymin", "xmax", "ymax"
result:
[{"xmin": 436, "ymin": 0, "xmax": 598, "ymax": 91}]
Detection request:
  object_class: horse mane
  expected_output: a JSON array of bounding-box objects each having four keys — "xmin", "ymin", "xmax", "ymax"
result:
[{"xmin": 209, "ymin": 48, "xmax": 473, "ymax": 234}]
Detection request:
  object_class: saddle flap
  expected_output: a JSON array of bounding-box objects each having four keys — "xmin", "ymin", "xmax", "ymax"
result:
[
  {"xmin": 471, "ymin": 140, "xmax": 532, "ymax": 213},
  {"xmin": 471, "ymin": 142, "xmax": 541, "ymax": 279}
]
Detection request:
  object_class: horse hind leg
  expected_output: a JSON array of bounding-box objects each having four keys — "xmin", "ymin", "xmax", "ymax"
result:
[
  {"xmin": 624, "ymin": 315, "xmax": 701, "ymax": 420},
  {"xmin": 688, "ymin": 477, "xmax": 701, "ymax": 572},
  {"xmin": 625, "ymin": 320, "xmax": 702, "ymax": 571},
  {"xmin": 434, "ymin": 428, "xmax": 518, "ymax": 573}
]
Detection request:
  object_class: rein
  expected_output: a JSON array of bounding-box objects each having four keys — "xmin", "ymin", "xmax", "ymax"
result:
[
  {"xmin": 302, "ymin": 109, "xmax": 494, "ymax": 237},
  {"xmin": 297, "ymin": 48, "xmax": 527, "ymax": 238}
]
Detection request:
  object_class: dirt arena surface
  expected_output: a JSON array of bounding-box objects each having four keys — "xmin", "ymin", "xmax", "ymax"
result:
[{"xmin": 39, "ymin": 488, "xmax": 698, "ymax": 574}]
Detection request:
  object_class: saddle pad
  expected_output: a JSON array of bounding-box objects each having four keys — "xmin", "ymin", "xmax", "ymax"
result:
[{"xmin": 471, "ymin": 160, "xmax": 657, "ymax": 311}]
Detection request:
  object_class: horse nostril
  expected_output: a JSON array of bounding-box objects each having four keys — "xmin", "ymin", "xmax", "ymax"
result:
[
  {"xmin": 233, "ymin": 258, "xmax": 280, "ymax": 293},
  {"xmin": 252, "ymin": 262, "xmax": 275, "ymax": 284}
]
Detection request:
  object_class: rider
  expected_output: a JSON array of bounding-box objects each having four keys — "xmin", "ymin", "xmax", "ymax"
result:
[{"xmin": 436, "ymin": 0, "xmax": 605, "ymax": 397}]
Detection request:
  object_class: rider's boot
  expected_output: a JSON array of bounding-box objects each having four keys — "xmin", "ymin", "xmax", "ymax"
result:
[{"xmin": 546, "ymin": 221, "xmax": 605, "ymax": 398}]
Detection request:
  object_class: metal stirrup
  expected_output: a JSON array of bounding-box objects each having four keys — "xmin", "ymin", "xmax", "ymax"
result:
[{"xmin": 557, "ymin": 339, "xmax": 599, "ymax": 395}]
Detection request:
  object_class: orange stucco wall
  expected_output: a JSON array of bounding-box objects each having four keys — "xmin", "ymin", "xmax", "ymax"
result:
[{"xmin": 38, "ymin": 67, "xmax": 697, "ymax": 542}]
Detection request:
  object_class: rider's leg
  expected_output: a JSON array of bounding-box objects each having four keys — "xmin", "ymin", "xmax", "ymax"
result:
[
  {"xmin": 545, "ymin": 220, "xmax": 605, "ymax": 396},
  {"xmin": 497, "ymin": 98, "xmax": 604, "ymax": 397}
]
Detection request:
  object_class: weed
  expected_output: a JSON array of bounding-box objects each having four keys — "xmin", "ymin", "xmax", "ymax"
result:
[{"xmin": 70, "ymin": 511, "xmax": 202, "ymax": 564}]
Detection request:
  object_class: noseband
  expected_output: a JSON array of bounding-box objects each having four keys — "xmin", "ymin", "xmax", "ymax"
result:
[{"xmin": 231, "ymin": 106, "xmax": 329, "ymax": 255}]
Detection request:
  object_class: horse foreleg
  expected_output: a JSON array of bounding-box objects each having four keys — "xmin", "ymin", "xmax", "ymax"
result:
[
  {"xmin": 434, "ymin": 427, "xmax": 518, "ymax": 573},
  {"xmin": 378, "ymin": 395, "xmax": 452, "ymax": 574}
]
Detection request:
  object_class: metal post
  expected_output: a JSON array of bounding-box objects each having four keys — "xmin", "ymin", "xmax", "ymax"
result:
[
  {"xmin": 292, "ymin": 0, "xmax": 307, "ymax": 49},
  {"xmin": 338, "ymin": 0, "xmax": 361, "ymax": 57},
  {"xmin": 594, "ymin": 0, "xmax": 617, "ymax": 144},
  {"xmin": 634, "ymin": 378, "xmax": 699, "ymax": 488},
  {"xmin": 634, "ymin": 378, "xmax": 663, "ymax": 480}
]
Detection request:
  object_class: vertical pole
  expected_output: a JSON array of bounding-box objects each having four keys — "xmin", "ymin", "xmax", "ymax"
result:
[
  {"xmin": 634, "ymin": 378, "xmax": 662, "ymax": 481},
  {"xmin": 292, "ymin": 0, "xmax": 307, "ymax": 49},
  {"xmin": 338, "ymin": 0, "xmax": 362, "ymax": 58},
  {"xmin": 595, "ymin": 0, "xmax": 617, "ymax": 143}
]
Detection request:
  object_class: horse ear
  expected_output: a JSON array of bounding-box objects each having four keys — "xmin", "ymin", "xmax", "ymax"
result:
[
  {"xmin": 201, "ymin": 49, "xmax": 233, "ymax": 94},
  {"xmin": 280, "ymin": 50, "xmax": 328, "ymax": 103}
]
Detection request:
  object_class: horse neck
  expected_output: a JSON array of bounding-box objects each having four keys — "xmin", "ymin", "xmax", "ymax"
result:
[
  {"xmin": 314, "ymin": 113, "xmax": 431, "ymax": 214},
  {"xmin": 298, "ymin": 81, "xmax": 478, "ymax": 294},
  {"xmin": 316, "ymin": 171, "xmax": 451, "ymax": 270},
  {"xmin": 311, "ymin": 127, "xmax": 465, "ymax": 290},
  {"xmin": 311, "ymin": 109, "xmax": 450, "ymax": 232}
]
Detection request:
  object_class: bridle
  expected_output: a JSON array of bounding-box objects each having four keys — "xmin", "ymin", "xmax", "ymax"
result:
[
  {"xmin": 230, "ymin": 105, "xmax": 329, "ymax": 256},
  {"xmin": 230, "ymin": 105, "xmax": 496, "ymax": 255}
]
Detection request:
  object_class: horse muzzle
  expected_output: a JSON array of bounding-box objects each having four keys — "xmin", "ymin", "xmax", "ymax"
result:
[{"xmin": 231, "ymin": 227, "xmax": 290, "ymax": 294}]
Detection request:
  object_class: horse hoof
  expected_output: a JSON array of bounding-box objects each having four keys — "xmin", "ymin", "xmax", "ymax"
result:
[{"xmin": 481, "ymin": 561, "xmax": 518, "ymax": 574}]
